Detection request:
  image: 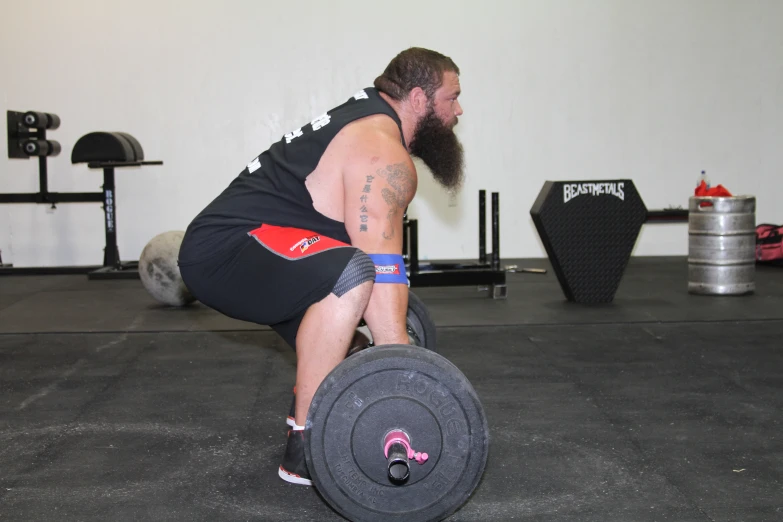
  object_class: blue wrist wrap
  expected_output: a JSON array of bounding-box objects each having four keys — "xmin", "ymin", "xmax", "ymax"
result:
[{"xmin": 368, "ymin": 253, "xmax": 408, "ymax": 284}]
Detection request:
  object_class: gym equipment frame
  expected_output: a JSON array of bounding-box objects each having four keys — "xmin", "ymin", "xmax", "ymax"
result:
[
  {"xmin": 403, "ymin": 190, "xmax": 507, "ymax": 299},
  {"xmin": 1, "ymin": 110, "xmax": 162, "ymax": 279}
]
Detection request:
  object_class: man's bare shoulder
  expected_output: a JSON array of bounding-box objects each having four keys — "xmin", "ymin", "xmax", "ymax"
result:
[
  {"xmin": 341, "ymin": 118, "xmax": 416, "ymax": 191},
  {"xmin": 340, "ymin": 114, "xmax": 408, "ymax": 158}
]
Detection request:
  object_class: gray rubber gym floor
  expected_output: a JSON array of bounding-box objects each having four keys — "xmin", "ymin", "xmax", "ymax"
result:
[{"xmin": 1, "ymin": 257, "xmax": 782, "ymax": 521}]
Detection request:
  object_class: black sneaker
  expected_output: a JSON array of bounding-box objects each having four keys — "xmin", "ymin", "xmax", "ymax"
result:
[
  {"xmin": 278, "ymin": 429, "xmax": 312, "ymax": 486},
  {"xmin": 286, "ymin": 387, "xmax": 296, "ymax": 428}
]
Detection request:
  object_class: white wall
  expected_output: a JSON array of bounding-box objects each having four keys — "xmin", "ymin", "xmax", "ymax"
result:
[{"xmin": 1, "ymin": 0, "xmax": 781, "ymax": 267}]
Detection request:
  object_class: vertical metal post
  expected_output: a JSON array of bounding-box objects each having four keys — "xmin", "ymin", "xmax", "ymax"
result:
[
  {"xmin": 410, "ymin": 219, "xmax": 419, "ymax": 275},
  {"xmin": 402, "ymin": 212, "xmax": 409, "ymax": 261},
  {"xmin": 102, "ymin": 167, "xmax": 120, "ymax": 268},
  {"xmin": 491, "ymin": 192, "xmax": 500, "ymax": 271},
  {"xmin": 37, "ymin": 128, "xmax": 48, "ymax": 201},
  {"xmin": 38, "ymin": 156, "xmax": 48, "ymax": 197},
  {"xmin": 479, "ymin": 190, "xmax": 486, "ymax": 264}
]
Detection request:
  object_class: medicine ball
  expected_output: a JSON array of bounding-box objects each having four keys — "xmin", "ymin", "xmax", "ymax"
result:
[{"xmin": 138, "ymin": 230, "xmax": 196, "ymax": 307}]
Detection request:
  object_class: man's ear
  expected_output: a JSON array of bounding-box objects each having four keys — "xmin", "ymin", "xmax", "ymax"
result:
[{"xmin": 408, "ymin": 87, "xmax": 429, "ymax": 116}]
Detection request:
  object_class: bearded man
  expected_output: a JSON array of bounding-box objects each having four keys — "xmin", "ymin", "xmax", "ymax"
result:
[{"xmin": 177, "ymin": 47, "xmax": 465, "ymax": 485}]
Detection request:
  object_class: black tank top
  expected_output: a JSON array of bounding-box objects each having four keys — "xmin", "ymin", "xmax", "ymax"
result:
[{"xmin": 179, "ymin": 88, "xmax": 405, "ymax": 264}]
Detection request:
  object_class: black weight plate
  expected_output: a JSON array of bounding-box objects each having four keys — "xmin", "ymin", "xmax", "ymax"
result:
[
  {"xmin": 406, "ymin": 290, "xmax": 436, "ymax": 350},
  {"xmin": 305, "ymin": 345, "xmax": 488, "ymax": 522}
]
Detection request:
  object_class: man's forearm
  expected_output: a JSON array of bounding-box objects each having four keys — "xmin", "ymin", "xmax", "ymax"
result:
[{"xmin": 362, "ymin": 283, "xmax": 409, "ymax": 346}]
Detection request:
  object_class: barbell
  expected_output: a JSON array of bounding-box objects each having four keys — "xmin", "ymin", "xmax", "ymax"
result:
[{"xmin": 304, "ymin": 292, "xmax": 489, "ymax": 522}]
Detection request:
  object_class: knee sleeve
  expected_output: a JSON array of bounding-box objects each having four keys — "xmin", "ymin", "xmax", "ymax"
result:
[{"xmin": 331, "ymin": 249, "xmax": 376, "ymax": 297}]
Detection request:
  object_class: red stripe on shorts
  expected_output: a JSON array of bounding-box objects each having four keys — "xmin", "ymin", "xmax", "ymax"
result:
[{"xmin": 248, "ymin": 224, "xmax": 351, "ymax": 260}]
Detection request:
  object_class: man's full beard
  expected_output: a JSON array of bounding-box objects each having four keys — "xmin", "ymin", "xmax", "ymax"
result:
[{"xmin": 409, "ymin": 109, "xmax": 465, "ymax": 191}]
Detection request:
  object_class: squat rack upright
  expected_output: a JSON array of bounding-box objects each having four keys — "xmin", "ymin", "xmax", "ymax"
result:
[{"xmin": 403, "ymin": 190, "xmax": 507, "ymax": 299}]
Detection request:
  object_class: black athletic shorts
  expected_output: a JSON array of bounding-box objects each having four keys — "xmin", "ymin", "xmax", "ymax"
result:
[{"xmin": 179, "ymin": 224, "xmax": 358, "ymax": 349}]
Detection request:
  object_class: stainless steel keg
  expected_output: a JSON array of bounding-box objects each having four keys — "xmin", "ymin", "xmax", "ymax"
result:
[{"xmin": 688, "ymin": 195, "xmax": 756, "ymax": 295}]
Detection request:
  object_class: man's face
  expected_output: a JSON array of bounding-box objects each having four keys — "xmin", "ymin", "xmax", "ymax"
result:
[
  {"xmin": 409, "ymin": 71, "xmax": 465, "ymax": 191},
  {"xmin": 431, "ymin": 71, "xmax": 463, "ymax": 128}
]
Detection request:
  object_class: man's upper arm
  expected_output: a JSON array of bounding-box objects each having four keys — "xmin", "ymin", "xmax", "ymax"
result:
[{"xmin": 343, "ymin": 133, "xmax": 417, "ymax": 254}]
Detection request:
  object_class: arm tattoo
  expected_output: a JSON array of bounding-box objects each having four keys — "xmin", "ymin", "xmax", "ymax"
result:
[
  {"xmin": 378, "ymin": 163, "xmax": 416, "ymax": 207},
  {"xmin": 358, "ymin": 175, "xmax": 374, "ymax": 233},
  {"xmin": 377, "ymin": 162, "xmax": 415, "ymax": 240},
  {"xmin": 382, "ymin": 188, "xmax": 397, "ymax": 239}
]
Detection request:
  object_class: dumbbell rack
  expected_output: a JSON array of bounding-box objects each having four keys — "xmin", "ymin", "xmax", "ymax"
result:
[{"xmin": 403, "ymin": 190, "xmax": 507, "ymax": 299}]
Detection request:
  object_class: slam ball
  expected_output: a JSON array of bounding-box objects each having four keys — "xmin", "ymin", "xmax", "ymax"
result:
[{"xmin": 139, "ymin": 230, "xmax": 196, "ymax": 307}]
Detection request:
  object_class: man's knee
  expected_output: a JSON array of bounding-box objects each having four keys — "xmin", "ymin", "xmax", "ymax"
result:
[{"xmin": 331, "ymin": 249, "xmax": 376, "ymax": 298}]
